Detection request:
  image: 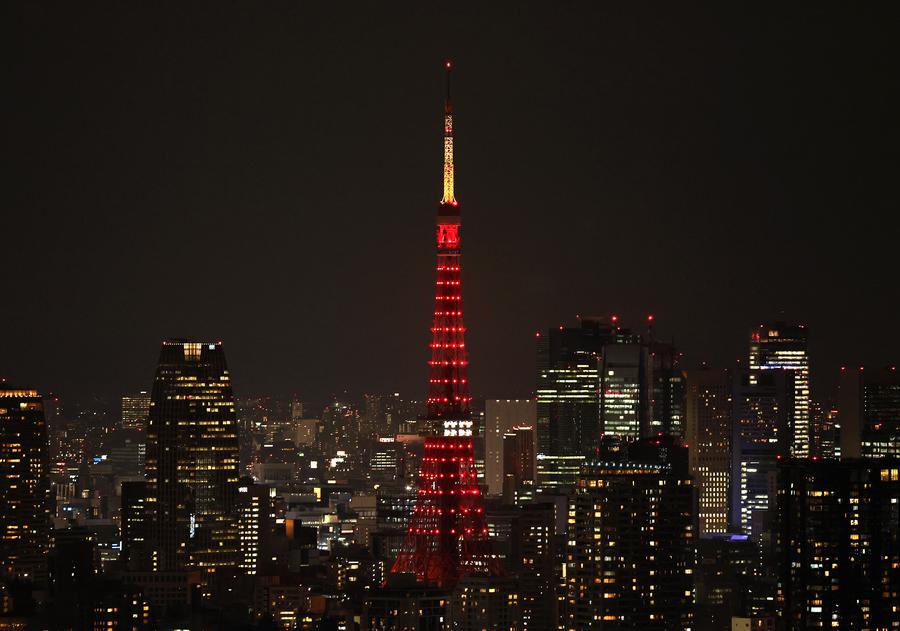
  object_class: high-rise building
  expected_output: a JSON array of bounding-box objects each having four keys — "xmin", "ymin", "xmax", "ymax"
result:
[
  {"xmin": 648, "ymin": 337, "xmax": 686, "ymax": 437},
  {"xmin": 0, "ymin": 385, "xmax": 50, "ymax": 583},
  {"xmin": 144, "ymin": 340, "xmax": 240, "ymax": 572},
  {"xmin": 565, "ymin": 437, "xmax": 696, "ymax": 629},
  {"xmin": 237, "ymin": 480, "xmax": 274, "ymax": 575},
  {"xmin": 390, "ymin": 64, "xmax": 498, "ymax": 589},
  {"xmin": 838, "ymin": 365, "xmax": 900, "ymax": 458},
  {"xmin": 535, "ymin": 320, "xmax": 607, "ymax": 488},
  {"xmin": 776, "ymin": 458, "xmax": 900, "ymax": 629},
  {"xmin": 600, "ymin": 334, "xmax": 648, "ymax": 439},
  {"xmin": 731, "ymin": 369, "xmax": 792, "ymax": 536},
  {"xmin": 120, "ymin": 480, "xmax": 147, "ymax": 570},
  {"xmin": 749, "ymin": 323, "xmax": 810, "ymax": 457},
  {"xmin": 536, "ymin": 317, "xmax": 657, "ymax": 487},
  {"xmin": 485, "ymin": 399, "xmax": 536, "ymax": 496},
  {"xmin": 685, "ymin": 368, "xmax": 731, "ymax": 534},
  {"xmin": 121, "ymin": 391, "xmax": 151, "ymax": 430},
  {"xmin": 502, "ymin": 426, "xmax": 536, "ymax": 492}
]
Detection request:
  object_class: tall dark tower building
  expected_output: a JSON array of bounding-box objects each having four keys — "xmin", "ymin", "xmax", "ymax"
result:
[
  {"xmin": 144, "ymin": 340, "xmax": 240, "ymax": 572},
  {"xmin": 390, "ymin": 64, "xmax": 499, "ymax": 589},
  {"xmin": 0, "ymin": 385, "xmax": 50, "ymax": 583}
]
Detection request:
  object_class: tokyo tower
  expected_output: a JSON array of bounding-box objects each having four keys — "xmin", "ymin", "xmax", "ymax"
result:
[{"xmin": 390, "ymin": 62, "xmax": 500, "ymax": 588}]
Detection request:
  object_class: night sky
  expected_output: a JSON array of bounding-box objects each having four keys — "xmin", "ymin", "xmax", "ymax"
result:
[{"xmin": 4, "ymin": 3, "xmax": 899, "ymax": 407}]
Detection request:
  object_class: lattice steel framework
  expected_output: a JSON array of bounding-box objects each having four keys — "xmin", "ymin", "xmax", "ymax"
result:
[{"xmin": 390, "ymin": 62, "xmax": 500, "ymax": 588}]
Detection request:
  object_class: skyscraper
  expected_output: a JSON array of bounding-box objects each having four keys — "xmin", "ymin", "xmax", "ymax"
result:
[
  {"xmin": 749, "ymin": 322, "xmax": 810, "ymax": 457},
  {"xmin": 390, "ymin": 64, "xmax": 498, "ymax": 589},
  {"xmin": 502, "ymin": 426, "xmax": 536, "ymax": 486},
  {"xmin": 144, "ymin": 340, "xmax": 240, "ymax": 572},
  {"xmin": 685, "ymin": 368, "xmax": 731, "ymax": 534},
  {"xmin": 0, "ymin": 385, "xmax": 50, "ymax": 583},
  {"xmin": 535, "ymin": 320, "xmax": 605, "ymax": 488},
  {"xmin": 648, "ymin": 337, "xmax": 687, "ymax": 437},
  {"xmin": 731, "ymin": 369, "xmax": 793, "ymax": 536},
  {"xmin": 484, "ymin": 399, "xmax": 536, "ymax": 496},
  {"xmin": 121, "ymin": 391, "xmax": 151, "ymax": 430},
  {"xmin": 838, "ymin": 365, "xmax": 900, "ymax": 458}
]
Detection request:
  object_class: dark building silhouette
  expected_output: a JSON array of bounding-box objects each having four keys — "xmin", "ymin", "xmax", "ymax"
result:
[
  {"xmin": 120, "ymin": 480, "xmax": 148, "ymax": 569},
  {"xmin": 0, "ymin": 385, "xmax": 50, "ymax": 584},
  {"xmin": 839, "ymin": 365, "xmax": 900, "ymax": 458},
  {"xmin": 776, "ymin": 459, "xmax": 900, "ymax": 629}
]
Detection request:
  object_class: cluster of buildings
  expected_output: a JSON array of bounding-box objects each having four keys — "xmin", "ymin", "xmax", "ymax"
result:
[{"xmin": 3, "ymin": 67, "xmax": 900, "ymax": 630}]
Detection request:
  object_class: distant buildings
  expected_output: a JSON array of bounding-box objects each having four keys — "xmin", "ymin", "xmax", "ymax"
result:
[
  {"xmin": 838, "ymin": 365, "xmax": 900, "ymax": 458},
  {"xmin": 484, "ymin": 399, "xmax": 536, "ymax": 496},
  {"xmin": 502, "ymin": 424, "xmax": 537, "ymax": 496},
  {"xmin": 144, "ymin": 340, "xmax": 240, "ymax": 572},
  {"xmin": 536, "ymin": 317, "xmax": 685, "ymax": 489},
  {"xmin": 0, "ymin": 385, "xmax": 50, "ymax": 583},
  {"xmin": 120, "ymin": 391, "xmax": 150, "ymax": 430}
]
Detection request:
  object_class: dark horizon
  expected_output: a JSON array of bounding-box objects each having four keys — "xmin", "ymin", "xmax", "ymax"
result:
[{"xmin": 5, "ymin": 3, "xmax": 899, "ymax": 407}]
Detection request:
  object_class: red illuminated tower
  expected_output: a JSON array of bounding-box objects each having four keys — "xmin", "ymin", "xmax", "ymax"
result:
[{"xmin": 390, "ymin": 62, "xmax": 499, "ymax": 588}]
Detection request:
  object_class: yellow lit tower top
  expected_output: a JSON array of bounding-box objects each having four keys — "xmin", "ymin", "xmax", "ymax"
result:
[{"xmin": 441, "ymin": 60, "xmax": 457, "ymax": 206}]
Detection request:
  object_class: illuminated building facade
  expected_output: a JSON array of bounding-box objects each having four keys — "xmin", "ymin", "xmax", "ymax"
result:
[
  {"xmin": 838, "ymin": 365, "xmax": 900, "ymax": 458},
  {"xmin": 600, "ymin": 336, "xmax": 647, "ymax": 438},
  {"xmin": 0, "ymin": 385, "xmax": 50, "ymax": 583},
  {"xmin": 390, "ymin": 64, "xmax": 498, "ymax": 588},
  {"xmin": 536, "ymin": 320, "xmax": 602, "ymax": 461},
  {"xmin": 238, "ymin": 480, "xmax": 274, "ymax": 575},
  {"xmin": 731, "ymin": 369, "xmax": 792, "ymax": 537},
  {"xmin": 565, "ymin": 439, "xmax": 696, "ymax": 630},
  {"xmin": 749, "ymin": 323, "xmax": 810, "ymax": 457},
  {"xmin": 776, "ymin": 458, "xmax": 900, "ymax": 629},
  {"xmin": 685, "ymin": 368, "xmax": 731, "ymax": 534},
  {"xmin": 121, "ymin": 391, "xmax": 151, "ymax": 430},
  {"xmin": 485, "ymin": 399, "xmax": 536, "ymax": 496},
  {"xmin": 144, "ymin": 340, "xmax": 240, "ymax": 572}
]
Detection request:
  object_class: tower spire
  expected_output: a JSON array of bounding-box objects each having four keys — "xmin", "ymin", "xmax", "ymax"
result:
[{"xmin": 441, "ymin": 60, "xmax": 456, "ymax": 206}]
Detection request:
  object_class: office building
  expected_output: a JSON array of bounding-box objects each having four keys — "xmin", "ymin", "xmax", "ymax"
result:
[
  {"xmin": 485, "ymin": 399, "xmax": 536, "ymax": 496},
  {"xmin": 749, "ymin": 323, "xmax": 810, "ymax": 457},
  {"xmin": 838, "ymin": 365, "xmax": 900, "ymax": 458},
  {"xmin": 502, "ymin": 425, "xmax": 536, "ymax": 491},
  {"xmin": 685, "ymin": 368, "xmax": 731, "ymax": 534},
  {"xmin": 144, "ymin": 340, "xmax": 240, "ymax": 572},
  {"xmin": 238, "ymin": 480, "xmax": 274, "ymax": 575},
  {"xmin": 648, "ymin": 338, "xmax": 686, "ymax": 437},
  {"xmin": 0, "ymin": 385, "xmax": 50, "ymax": 583},
  {"xmin": 731, "ymin": 370, "xmax": 792, "ymax": 537},
  {"xmin": 121, "ymin": 391, "xmax": 151, "ymax": 430}
]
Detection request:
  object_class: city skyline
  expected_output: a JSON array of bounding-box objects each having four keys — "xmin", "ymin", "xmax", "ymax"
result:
[
  {"xmin": 4, "ymin": 5, "xmax": 900, "ymax": 627},
  {"xmin": 5, "ymin": 4, "xmax": 899, "ymax": 405}
]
